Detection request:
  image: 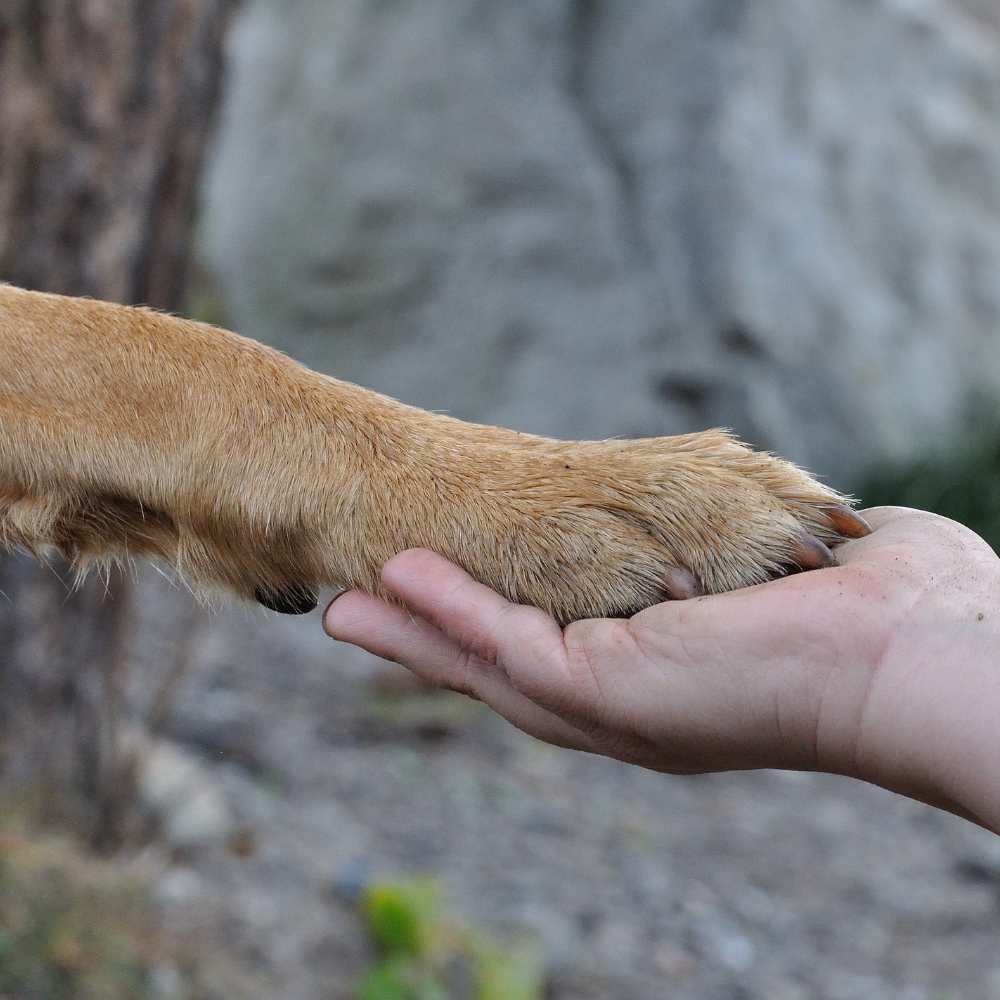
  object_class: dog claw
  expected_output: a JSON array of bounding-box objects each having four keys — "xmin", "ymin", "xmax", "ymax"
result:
[
  {"xmin": 826, "ymin": 505, "xmax": 872, "ymax": 539},
  {"xmin": 255, "ymin": 583, "xmax": 319, "ymax": 615},
  {"xmin": 663, "ymin": 566, "xmax": 704, "ymax": 600},
  {"xmin": 789, "ymin": 534, "xmax": 836, "ymax": 571}
]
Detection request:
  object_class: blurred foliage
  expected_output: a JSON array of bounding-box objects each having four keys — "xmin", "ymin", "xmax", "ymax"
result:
[
  {"xmin": 365, "ymin": 878, "xmax": 445, "ymax": 960},
  {"xmin": 470, "ymin": 939, "xmax": 544, "ymax": 1000},
  {"xmin": 358, "ymin": 878, "xmax": 543, "ymax": 1000},
  {"xmin": 359, "ymin": 955, "xmax": 448, "ymax": 1000},
  {"xmin": 860, "ymin": 410, "xmax": 1000, "ymax": 551},
  {"xmin": 0, "ymin": 806, "xmax": 267, "ymax": 1000},
  {"xmin": 0, "ymin": 828, "xmax": 156, "ymax": 1000}
]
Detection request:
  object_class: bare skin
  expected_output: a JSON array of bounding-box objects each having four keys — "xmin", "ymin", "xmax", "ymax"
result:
[{"xmin": 325, "ymin": 507, "xmax": 1000, "ymax": 834}]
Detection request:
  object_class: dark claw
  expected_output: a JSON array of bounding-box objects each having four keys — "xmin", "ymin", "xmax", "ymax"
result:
[
  {"xmin": 789, "ymin": 534, "xmax": 836, "ymax": 571},
  {"xmin": 826, "ymin": 505, "xmax": 872, "ymax": 539},
  {"xmin": 255, "ymin": 583, "xmax": 319, "ymax": 615},
  {"xmin": 663, "ymin": 566, "xmax": 704, "ymax": 600}
]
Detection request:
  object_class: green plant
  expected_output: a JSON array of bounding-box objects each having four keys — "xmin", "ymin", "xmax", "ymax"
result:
[
  {"xmin": 471, "ymin": 938, "xmax": 543, "ymax": 1000},
  {"xmin": 365, "ymin": 878, "xmax": 445, "ymax": 960},
  {"xmin": 860, "ymin": 412, "xmax": 1000, "ymax": 551},
  {"xmin": 357, "ymin": 878, "xmax": 543, "ymax": 1000}
]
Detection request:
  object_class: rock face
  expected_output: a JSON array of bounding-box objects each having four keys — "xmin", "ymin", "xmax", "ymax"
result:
[
  {"xmin": 126, "ymin": 728, "xmax": 234, "ymax": 852},
  {"xmin": 202, "ymin": 0, "xmax": 1000, "ymax": 487}
]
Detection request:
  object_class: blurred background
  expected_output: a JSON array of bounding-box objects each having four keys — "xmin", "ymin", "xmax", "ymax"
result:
[{"xmin": 2, "ymin": 1, "xmax": 1000, "ymax": 997}]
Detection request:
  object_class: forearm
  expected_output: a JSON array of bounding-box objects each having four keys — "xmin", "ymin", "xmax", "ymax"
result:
[{"xmin": 872, "ymin": 624, "xmax": 1000, "ymax": 832}]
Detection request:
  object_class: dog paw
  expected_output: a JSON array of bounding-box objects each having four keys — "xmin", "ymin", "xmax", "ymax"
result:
[{"xmin": 434, "ymin": 429, "xmax": 869, "ymax": 623}]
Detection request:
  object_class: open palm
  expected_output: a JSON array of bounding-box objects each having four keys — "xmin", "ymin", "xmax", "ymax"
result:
[{"xmin": 325, "ymin": 507, "xmax": 1000, "ymax": 829}]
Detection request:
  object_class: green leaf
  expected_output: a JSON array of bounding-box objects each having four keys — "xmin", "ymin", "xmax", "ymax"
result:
[
  {"xmin": 357, "ymin": 956, "xmax": 448, "ymax": 1000},
  {"xmin": 474, "ymin": 939, "xmax": 543, "ymax": 1000},
  {"xmin": 363, "ymin": 879, "xmax": 444, "ymax": 959}
]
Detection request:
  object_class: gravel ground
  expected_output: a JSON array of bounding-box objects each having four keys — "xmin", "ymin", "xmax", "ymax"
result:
[{"xmin": 132, "ymin": 578, "xmax": 1000, "ymax": 1000}]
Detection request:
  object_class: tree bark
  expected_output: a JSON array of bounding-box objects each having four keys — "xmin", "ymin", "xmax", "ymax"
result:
[
  {"xmin": 0, "ymin": 0, "xmax": 231, "ymax": 304},
  {"xmin": 0, "ymin": 0, "xmax": 233, "ymax": 849}
]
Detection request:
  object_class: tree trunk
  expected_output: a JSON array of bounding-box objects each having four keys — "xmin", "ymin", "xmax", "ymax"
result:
[{"xmin": 0, "ymin": 0, "xmax": 233, "ymax": 849}]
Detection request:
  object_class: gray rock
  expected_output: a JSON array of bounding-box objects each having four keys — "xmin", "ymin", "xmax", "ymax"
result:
[
  {"xmin": 127, "ymin": 728, "xmax": 234, "ymax": 851},
  {"xmin": 202, "ymin": 0, "xmax": 1000, "ymax": 487}
]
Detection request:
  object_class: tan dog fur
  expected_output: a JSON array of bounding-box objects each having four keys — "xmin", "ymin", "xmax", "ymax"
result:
[{"xmin": 0, "ymin": 283, "xmax": 865, "ymax": 624}]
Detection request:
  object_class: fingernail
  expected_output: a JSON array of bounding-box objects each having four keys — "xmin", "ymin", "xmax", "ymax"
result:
[
  {"xmin": 254, "ymin": 583, "xmax": 319, "ymax": 615},
  {"xmin": 324, "ymin": 588, "xmax": 347, "ymax": 614},
  {"xmin": 322, "ymin": 589, "xmax": 348, "ymax": 637}
]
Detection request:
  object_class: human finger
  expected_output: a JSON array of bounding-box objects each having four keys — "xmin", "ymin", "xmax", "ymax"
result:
[
  {"xmin": 324, "ymin": 588, "xmax": 599, "ymax": 750},
  {"xmin": 379, "ymin": 550, "xmax": 590, "ymax": 712}
]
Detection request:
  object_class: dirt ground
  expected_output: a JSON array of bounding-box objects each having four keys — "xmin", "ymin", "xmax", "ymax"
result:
[{"xmin": 133, "ymin": 578, "xmax": 1000, "ymax": 1000}]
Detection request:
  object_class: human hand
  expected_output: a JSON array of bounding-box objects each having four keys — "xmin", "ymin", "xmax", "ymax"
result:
[{"xmin": 324, "ymin": 508, "xmax": 1000, "ymax": 831}]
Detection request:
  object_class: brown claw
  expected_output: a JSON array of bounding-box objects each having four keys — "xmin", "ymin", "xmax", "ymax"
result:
[
  {"xmin": 663, "ymin": 566, "xmax": 704, "ymax": 600},
  {"xmin": 826, "ymin": 505, "xmax": 872, "ymax": 539},
  {"xmin": 789, "ymin": 534, "xmax": 836, "ymax": 571}
]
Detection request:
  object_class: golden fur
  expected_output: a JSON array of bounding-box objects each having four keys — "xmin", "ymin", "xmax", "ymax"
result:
[{"xmin": 0, "ymin": 284, "xmax": 864, "ymax": 623}]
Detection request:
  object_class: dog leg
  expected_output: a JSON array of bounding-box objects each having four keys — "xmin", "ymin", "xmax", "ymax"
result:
[{"xmin": 0, "ymin": 284, "xmax": 868, "ymax": 623}]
